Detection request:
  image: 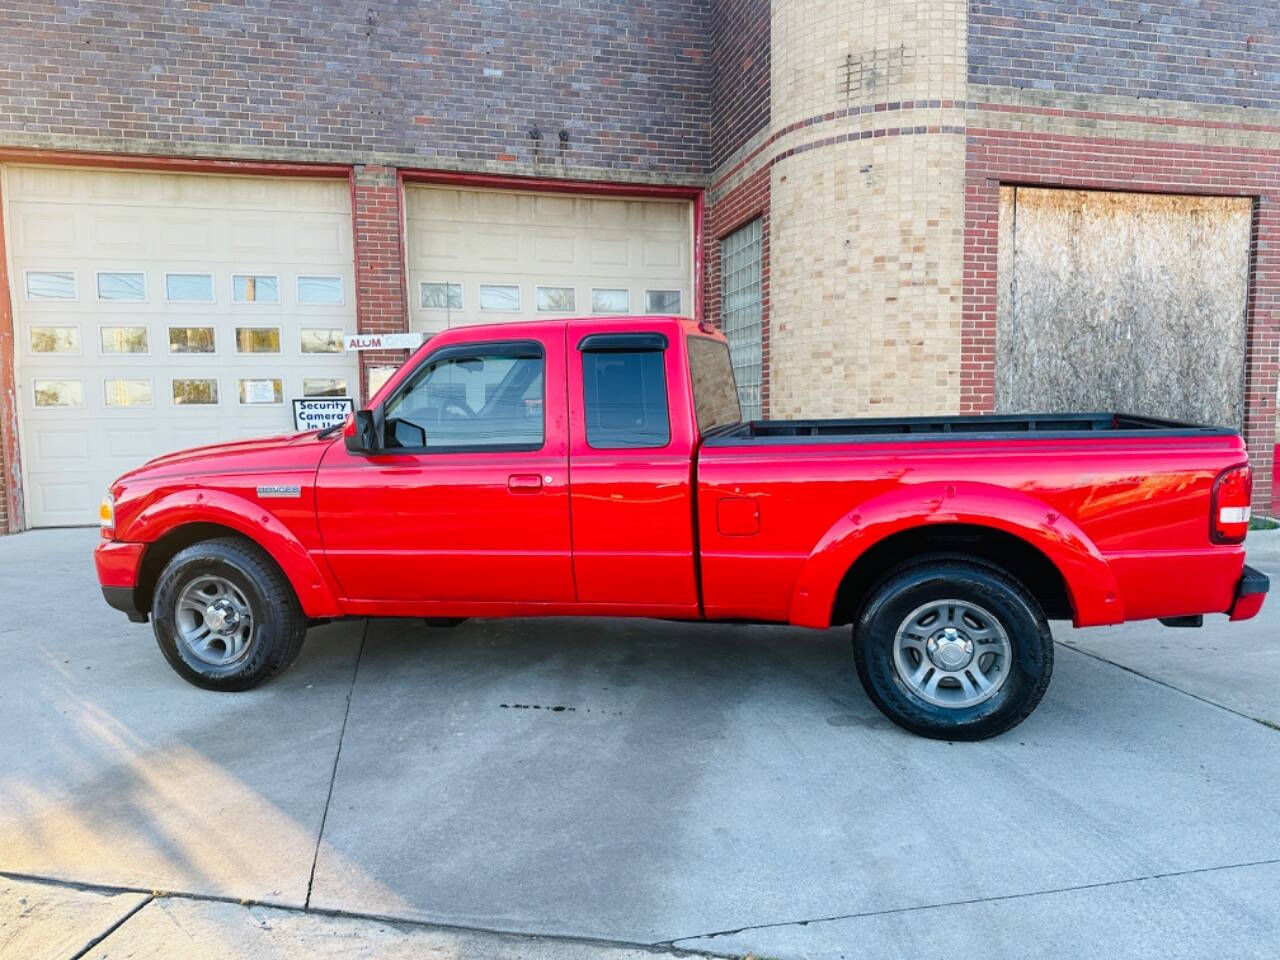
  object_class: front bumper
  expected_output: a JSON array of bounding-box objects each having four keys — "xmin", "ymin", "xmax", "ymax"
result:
[
  {"xmin": 94, "ymin": 539, "xmax": 148, "ymax": 623},
  {"xmin": 1228, "ymin": 564, "xmax": 1270, "ymax": 622}
]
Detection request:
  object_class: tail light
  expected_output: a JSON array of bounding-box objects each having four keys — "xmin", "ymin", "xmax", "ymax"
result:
[{"xmin": 1211, "ymin": 464, "xmax": 1252, "ymax": 544}]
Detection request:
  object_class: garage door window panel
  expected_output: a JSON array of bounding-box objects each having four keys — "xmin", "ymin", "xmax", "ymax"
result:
[
  {"xmin": 479, "ymin": 284, "xmax": 520, "ymax": 312},
  {"xmin": 172, "ymin": 379, "xmax": 219, "ymax": 405},
  {"xmin": 644, "ymin": 290, "xmax": 681, "ymax": 314},
  {"xmin": 29, "ymin": 326, "xmax": 80, "ymax": 354},
  {"xmin": 100, "ymin": 326, "xmax": 149, "ymax": 355},
  {"xmin": 383, "ymin": 344, "xmax": 545, "ymax": 451},
  {"xmin": 165, "ymin": 273, "xmax": 215, "ymax": 303},
  {"xmin": 104, "ymin": 379, "xmax": 152, "ymax": 407},
  {"xmin": 169, "ymin": 327, "xmax": 216, "ymax": 353},
  {"xmin": 298, "ymin": 275, "xmax": 344, "ymax": 305},
  {"xmin": 232, "ymin": 274, "xmax": 280, "ymax": 304},
  {"xmin": 34, "ymin": 379, "xmax": 83, "ymax": 407},
  {"xmin": 238, "ymin": 379, "xmax": 284, "ymax": 405},
  {"xmin": 25, "ymin": 271, "xmax": 77, "ymax": 301},
  {"xmin": 591, "ymin": 288, "xmax": 630, "ymax": 313},
  {"xmin": 537, "ymin": 286, "xmax": 576, "ymax": 313},
  {"xmin": 96, "ymin": 272, "xmax": 147, "ymax": 302},
  {"xmin": 301, "ymin": 329, "xmax": 344, "ymax": 354},
  {"xmin": 303, "ymin": 378, "xmax": 348, "ymax": 397},
  {"xmin": 235, "ymin": 327, "xmax": 282, "ymax": 354},
  {"xmin": 421, "ymin": 282, "xmax": 463, "ymax": 310}
]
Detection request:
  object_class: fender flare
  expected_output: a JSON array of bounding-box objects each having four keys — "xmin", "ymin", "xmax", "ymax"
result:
[
  {"xmin": 126, "ymin": 488, "xmax": 344, "ymax": 619},
  {"xmin": 786, "ymin": 481, "xmax": 1123, "ymax": 629}
]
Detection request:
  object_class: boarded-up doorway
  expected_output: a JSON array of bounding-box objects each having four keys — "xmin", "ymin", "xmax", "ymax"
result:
[{"xmin": 995, "ymin": 187, "xmax": 1253, "ymax": 428}]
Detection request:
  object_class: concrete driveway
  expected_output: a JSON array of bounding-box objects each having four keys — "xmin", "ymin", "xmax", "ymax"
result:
[{"xmin": 2, "ymin": 528, "xmax": 1278, "ymax": 960}]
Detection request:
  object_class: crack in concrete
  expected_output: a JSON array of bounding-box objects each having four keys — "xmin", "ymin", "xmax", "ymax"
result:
[
  {"xmin": 660, "ymin": 856, "xmax": 1280, "ymax": 946},
  {"xmin": 2, "ymin": 870, "xmax": 733, "ymax": 959},
  {"xmin": 68, "ymin": 891, "xmax": 154, "ymax": 960},
  {"xmin": 305, "ymin": 618, "xmax": 369, "ymax": 909},
  {"xmin": 1055, "ymin": 640, "xmax": 1276, "ymax": 730}
]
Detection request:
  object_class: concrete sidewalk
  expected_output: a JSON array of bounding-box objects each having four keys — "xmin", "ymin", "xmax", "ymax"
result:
[{"xmin": 2, "ymin": 528, "xmax": 1279, "ymax": 959}]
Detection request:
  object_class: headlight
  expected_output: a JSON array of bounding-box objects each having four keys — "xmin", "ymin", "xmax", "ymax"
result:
[{"xmin": 99, "ymin": 493, "xmax": 115, "ymax": 537}]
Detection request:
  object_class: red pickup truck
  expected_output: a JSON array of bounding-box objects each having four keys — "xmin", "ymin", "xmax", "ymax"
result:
[{"xmin": 95, "ymin": 315, "xmax": 1268, "ymax": 739}]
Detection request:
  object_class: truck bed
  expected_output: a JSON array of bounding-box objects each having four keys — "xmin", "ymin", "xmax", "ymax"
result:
[{"xmin": 703, "ymin": 412, "xmax": 1235, "ymax": 445}]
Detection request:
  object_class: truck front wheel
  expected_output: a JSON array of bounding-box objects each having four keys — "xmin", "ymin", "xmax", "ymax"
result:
[
  {"xmin": 852, "ymin": 558, "xmax": 1053, "ymax": 740},
  {"xmin": 152, "ymin": 537, "xmax": 308, "ymax": 691}
]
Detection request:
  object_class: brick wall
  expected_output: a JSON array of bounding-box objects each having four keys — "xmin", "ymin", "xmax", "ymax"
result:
[
  {"xmin": 962, "ymin": 128, "xmax": 1280, "ymax": 509},
  {"xmin": 0, "ymin": 0, "xmax": 709, "ymax": 179},
  {"xmin": 350, "ymin": 164, "xmax": 410, "ymax": 403},
  {"xmin": 709, "ymin": 0, "xmax": 770, "ymax": 169},
  {"xmin": 969, "ymin": 1, "xmax": 1280, "ymax": 110}
]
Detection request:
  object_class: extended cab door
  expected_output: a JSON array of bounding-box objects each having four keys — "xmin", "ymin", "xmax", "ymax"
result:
[
  {"xmin": 566, "ymin": 324, "xmax": 700, "ymax": 615},
  {"xmin": 315, "ymin": 331, "xmax": 574, "ymax": 608}
]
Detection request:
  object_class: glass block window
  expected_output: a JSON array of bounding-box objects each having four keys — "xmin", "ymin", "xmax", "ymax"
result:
[
  {"xmin": 421, "ymin": 282, "xmax": 463, "ymax": 310},
  {"xmin": 25, "ymin": 271, "xmax": 76, "ymax": 300},
  {"xmin": 720, "ymin": 217, "xmax": 764, "ymax": 420},
  {"xmin": 172, "ymin": 379, "xmax": 219, "ymax": 405},
  {"xmin": 301, "ymin": 329, "xmax": 344, "ymax": 354},
  {"xmin": 233, "ymin": 275, "xmax": 280, "ymax": 304},
  {"xmin": 238, "ymin": 378, "xmax": 283, "ymax": 404},
  {"xmin": 165, "ymin": 273, "xmax": 215, "ymax": 302},
  {"xmin": 104, "ymin": 379, "xmax": 152, "ymax": 407},
  {"xmin": 644, "ymin": 290, "xmax": 682, "ymax": 314},
  {"xmin": 591, "ymin": 288, "xmax": 629, "ymax": 313},
  {"xmin": 169, "ymin": 327, "xmax": 216, "ymax": 353},
  {"xmin": 479, "ymin": 284, "xmax": 520, "ymax": 311},
  {"xmin": 297, "ymin": 275, "xmax": 343, "ymax": 305},
  {"xmin": 29, "ymin": 326, "xmax": 79, "ymax": 353},
  {"xmin": 235, "ymin": 327, "xmax": 281, "ymax": 353},
  {"xmin": 537, "ymin": 286, "xmax": 576, "ymax": 313},
  {"xmin": 34, "ymin": 379, "xmax": 83, "ymax": 407},
  {"xmin": 303, "ymin": 377, "xmax": 348, "ymax": 397},
  {"xmin": 97, "ymin": 272, "xmax": 146, "ymax": 301},
  {"xmin": 101, "ymin": 326, "xmax": 148, "ymax": 354}
]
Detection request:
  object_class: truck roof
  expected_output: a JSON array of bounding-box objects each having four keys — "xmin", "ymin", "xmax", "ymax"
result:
[{"xmin": 420, "ymin": 314, "xmax": 720, "ymax": 347}]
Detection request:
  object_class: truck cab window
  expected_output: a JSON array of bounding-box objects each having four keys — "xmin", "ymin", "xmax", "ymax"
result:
[
  {"xmin": 687, "ymin": 336, "xmax": 743, "ymax": 433},
  {"xmin": 384, "ymin": 348, "xmax": 544, "ymax": 449},
  {"xmin": 582, "ymin": 348, "xmax": 670, "ymax": 449}
]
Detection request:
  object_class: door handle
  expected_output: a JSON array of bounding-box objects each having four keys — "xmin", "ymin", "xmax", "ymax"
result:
[{"xmin": 508, "ymin": 473, "xmax": 544, "ymax": 492}]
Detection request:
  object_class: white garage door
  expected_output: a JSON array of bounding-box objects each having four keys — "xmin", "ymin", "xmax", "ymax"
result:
[
  {"xmin": 404, "ymin": 185, "xmax": 693, "ymax": 339},
  {"xmin": 2, "ymin": 165, "xmax": 358, "ymax": 527}
]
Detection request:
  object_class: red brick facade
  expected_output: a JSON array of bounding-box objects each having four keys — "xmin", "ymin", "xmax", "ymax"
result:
[
  {"xmin": 704, "ymin": 166, "xmax": 770, "ymax": 415},
  {"xmin": 961, "ymin": 125, "xmax": 1280, "ymax": 509},
  {"xmin": 350, "ymin": 164, "xmax": 411, "ymax": 403}
]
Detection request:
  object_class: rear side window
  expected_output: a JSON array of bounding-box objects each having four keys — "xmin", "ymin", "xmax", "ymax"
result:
[
  {"xmin": 582, "ymin": 348, "xmax": 670, "ymax": 449},
  {"xmin": 687, "ymin": 336, "xmax": 743, "ymax": 433}
]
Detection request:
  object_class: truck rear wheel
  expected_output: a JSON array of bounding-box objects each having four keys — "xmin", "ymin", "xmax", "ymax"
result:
[
  {"xmin": 152, "ymin": 537, "xmax": 307, "ymax": 691},
  {"xmin": 852, "ymin": 558, "xmax": 1053, "ymax": 740}
]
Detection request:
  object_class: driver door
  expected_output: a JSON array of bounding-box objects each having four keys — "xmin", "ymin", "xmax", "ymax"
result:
[{"xmin": 315, "ymin": 331, "xmax": 574, "ymax": 609}]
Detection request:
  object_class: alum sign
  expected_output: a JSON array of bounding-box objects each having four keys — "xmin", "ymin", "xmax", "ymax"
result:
[{"xmin": 344, "ymin": 332, "xmax": 424, "ymax": 351}]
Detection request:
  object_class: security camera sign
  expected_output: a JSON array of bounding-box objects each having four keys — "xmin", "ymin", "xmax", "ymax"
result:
[{"xmin": 293, "ymin": 397, "xmax": 354, "ymax": 432}]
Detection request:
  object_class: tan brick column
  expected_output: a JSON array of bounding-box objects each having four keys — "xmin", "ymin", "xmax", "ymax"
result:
[{"xmin": 766, "ymin": 0, "xmax": 968, "ymax": 417}]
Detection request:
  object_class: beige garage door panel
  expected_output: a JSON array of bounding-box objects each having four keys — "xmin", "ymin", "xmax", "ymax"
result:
[
  {"xmin": 405, "ymin": 185, "xmax": 692, "ymax": 331},
  {"xmin": 4, "ymin": 165, "xmax": 359, "ymax": 528}
]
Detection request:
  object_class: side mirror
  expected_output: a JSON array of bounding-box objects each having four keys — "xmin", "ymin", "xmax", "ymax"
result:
[
  {"xmin": 345, "ymin": 409, "xmax": 380, "ymax": 454},
  {"xmin": 387, "ymin": 417, "xmax": 427, "ymax": 449}
]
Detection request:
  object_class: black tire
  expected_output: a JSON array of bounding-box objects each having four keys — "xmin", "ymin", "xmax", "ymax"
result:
[
  {"xmin": 852, "ymin": 557, "xmax": 1053, "ymax": 740},
  {"xmin": 152, "ymin": 536, "xmax": 307, "ymax": 691}
]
